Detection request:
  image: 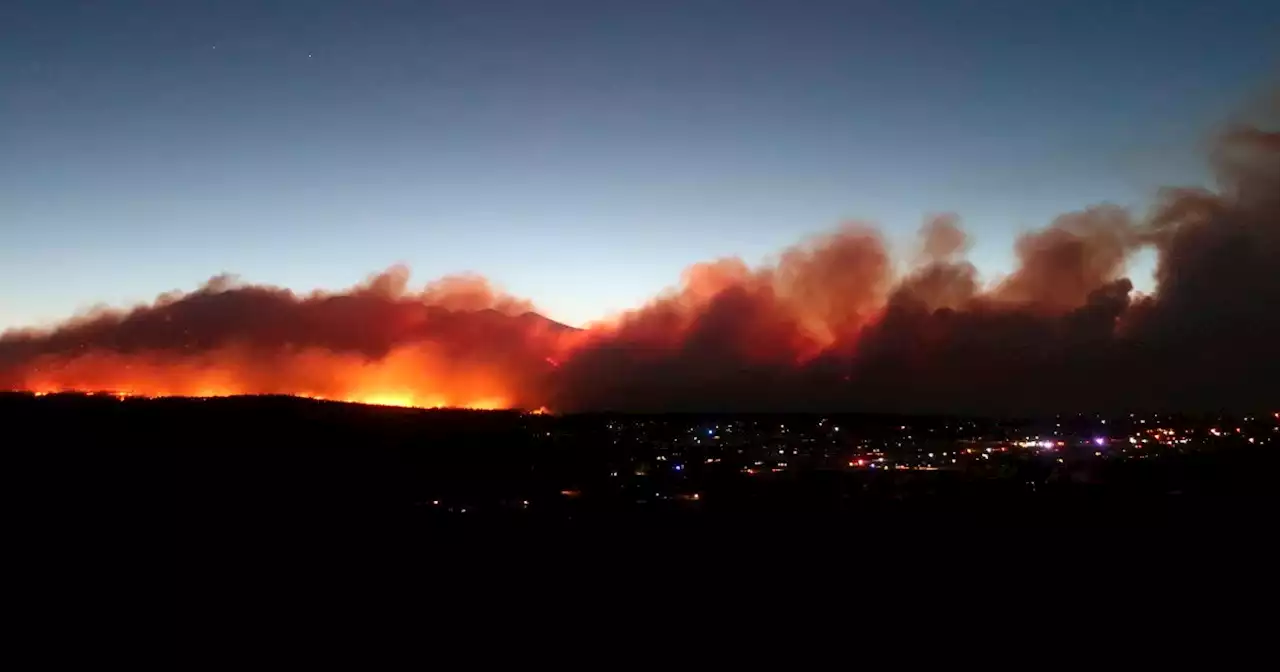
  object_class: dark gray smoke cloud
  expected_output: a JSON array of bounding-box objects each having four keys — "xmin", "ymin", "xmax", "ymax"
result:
[{"xmin": 552, "ymin": 115, "xmax": 1280, "ymax": 414}]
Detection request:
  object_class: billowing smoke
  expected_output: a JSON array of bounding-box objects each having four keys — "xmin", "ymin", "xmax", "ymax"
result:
[
  {"xmin": 0, "ymin": 268, "xmax": 570, "ymax": 410},
  {"xmin": 3, "ymin": 116, "xmax": 1277, "ymax": 415}
]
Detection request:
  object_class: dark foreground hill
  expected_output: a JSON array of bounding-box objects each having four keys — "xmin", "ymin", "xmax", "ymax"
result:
[
  {"xmin": 7, "ymin": 391, "xmax": 1278, "ymax": 534},
  {"xmin": 8, "ymin": 390, "xmax": 1280, "ymax": 619}
]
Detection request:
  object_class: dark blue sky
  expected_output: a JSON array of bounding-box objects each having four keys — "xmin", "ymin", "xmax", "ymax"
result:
[{"xmin": 2, "ymin": 0, "xmax": 1276, "ymax": 327}]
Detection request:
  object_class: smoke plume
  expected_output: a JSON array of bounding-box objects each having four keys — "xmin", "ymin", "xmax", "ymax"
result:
[{"xmin": 3, "ymin": 115, "xmax": 1278, "ymax": 415}]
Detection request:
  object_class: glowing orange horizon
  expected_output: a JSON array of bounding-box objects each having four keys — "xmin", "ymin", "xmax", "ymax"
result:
[
  {"xmin": 9, "ymin": 341, "xmax": 546, "ymax": 412},
  {"xmin": 23, "ymin": 387, "xmax": 540, "ymax": 412}
]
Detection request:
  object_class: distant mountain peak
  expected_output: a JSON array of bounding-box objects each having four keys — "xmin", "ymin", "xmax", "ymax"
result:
[{"xmin": 515, "ymin": 311, "xmax": 580, "ymax": 332}]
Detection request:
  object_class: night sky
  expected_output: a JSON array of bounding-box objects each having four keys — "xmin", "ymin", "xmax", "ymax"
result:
[{"xmin": 2, "ymin": 0, "xmax": 1276, "ymax": 329}]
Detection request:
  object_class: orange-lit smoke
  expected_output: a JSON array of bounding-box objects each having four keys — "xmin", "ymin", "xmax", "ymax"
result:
[
  {"xmin": 1, "ymin": 267, "xmax": 571, "ymax": 410},
  {"xmin": 17, "ymin": 346, "xmax": 513, "ymax": 410},
  {"xmin": 3, "ymin": 117, "xmax": 1278, "ymax": 415}
]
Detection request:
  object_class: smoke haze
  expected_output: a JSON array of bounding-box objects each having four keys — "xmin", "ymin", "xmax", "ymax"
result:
[{"xmin": 3, "ymin": 116, "xmax": 1278, "ymax": 415}]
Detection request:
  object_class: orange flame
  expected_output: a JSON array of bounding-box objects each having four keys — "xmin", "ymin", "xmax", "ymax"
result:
[{"xmin": 16, "ymin": 344, "xmax": 524, "ymax": 410}]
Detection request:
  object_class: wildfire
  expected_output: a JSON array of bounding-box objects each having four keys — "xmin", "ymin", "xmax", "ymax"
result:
[
  {"xmin": 12, "ymin": 343, "xmax": 529, "ymax": 411},
  {"xmin": 4, "ymin": 117, "xmax": 1280, "ymax": 419},
  {"xmin": 25, "ymin": 386, "xmax": 513, "ymax": 411}
]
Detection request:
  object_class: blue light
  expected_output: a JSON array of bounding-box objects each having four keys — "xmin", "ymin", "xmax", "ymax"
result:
[
  {"xmin": 673, "ymin": 464, "xmax": 684, "ymax": 471},
  {"xmin": 707, "ymin": 429, "xmax": 714, "ymax": 436}
]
